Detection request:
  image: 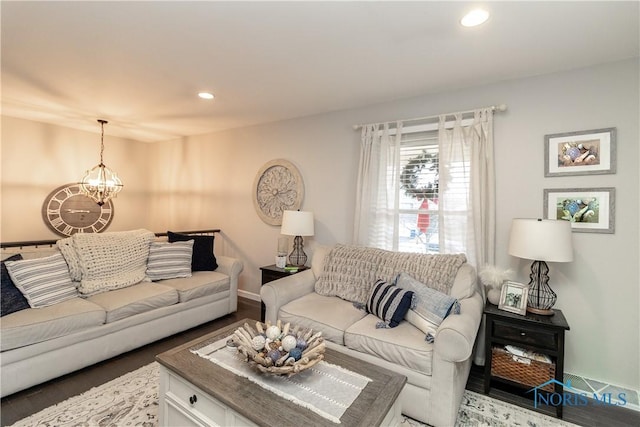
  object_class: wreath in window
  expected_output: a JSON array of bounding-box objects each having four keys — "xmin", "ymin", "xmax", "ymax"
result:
[{"xmin": 400, "ymin": 150, "xmax": 439, "ymax": 200}]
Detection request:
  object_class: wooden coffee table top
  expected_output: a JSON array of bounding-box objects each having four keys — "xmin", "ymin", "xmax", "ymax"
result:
[{"xmin": 156, "ymin": 318, "xmax": 406, "ymax": 427}]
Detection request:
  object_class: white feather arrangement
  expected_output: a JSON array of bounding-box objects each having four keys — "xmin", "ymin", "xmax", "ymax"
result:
[
  {"xmin": 479, "ymin": 265, "xmax": 515, "ymax": 305},
  {"xmin": 478, "ymin": 265, "xmax": 514, "ymax": 289}
]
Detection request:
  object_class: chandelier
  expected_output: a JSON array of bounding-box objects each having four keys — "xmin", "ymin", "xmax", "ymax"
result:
[{"xmin": 80, "ymin": 119, "xmax": 123, "ymax": 206}]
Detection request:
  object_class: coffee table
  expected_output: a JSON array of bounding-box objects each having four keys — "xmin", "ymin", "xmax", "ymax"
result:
[{"xmin": 156, "ymin": 318, "xmax": 407, "ymax": 426}]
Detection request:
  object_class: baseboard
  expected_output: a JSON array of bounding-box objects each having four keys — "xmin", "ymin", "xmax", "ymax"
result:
[{"xmin": 238, "ymin": 289, "xmax": 260, "ymax": 302}]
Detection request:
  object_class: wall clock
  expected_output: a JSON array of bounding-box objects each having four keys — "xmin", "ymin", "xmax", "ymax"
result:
[
  {"xmin": 42, "ymin": 183, "xmax": 114, "ymax": 237},
  {"xmin": 253, "ymin": 159, "xmax": 304, "ymax": 225}
]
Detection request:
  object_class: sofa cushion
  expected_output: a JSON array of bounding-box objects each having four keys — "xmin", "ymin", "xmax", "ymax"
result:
[
  {"xmin": 1, "ymin": 254, "xmax": 30, "ymax": 317},
  {"xmin": 168, "ymin": 231, "xmax": 218, "ymax": 271},
  {"xmin": 449, "ymin": 263, "xmax": 478, "ymax": 300},
  {"xmin": 87, "ymin": 282, "xmax": 179, "ymax": 323},
  {"xmin": 4, "ymin": 253, "xmax": 79, "ymax": 308},
  {"xmin": 0, "ymin": 298, "xmax": 106, "ymax": 351},
  {"xmin": 366, "ymin": 279, "xmax": 413, "ymax": 328},
  {"xmin": 279, "ymin": 293, "xmax": 367, "ymax": 345},
  {"xmin": 344, "ymin": 314, "xmax": 434, "ymax": 375},
  {"xmin": 146, "ymin": 240, "xmax": 194, "ymax": 281},
  {"xmin": 158, "ymin": 271, "xmax": 230, "ymax": 302}
]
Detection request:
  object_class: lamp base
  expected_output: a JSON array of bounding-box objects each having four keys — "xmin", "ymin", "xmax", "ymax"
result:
[
  {"xmin": 526, "ymin": 260, "xmax": 558, "ymax": 316},
  {"xmin": 526, "ymin": 306, "xmax": 555, "ymax": 316},
  {"xmin": 287, "ymin": 235, "xmax": 308, "ymax": 267}
]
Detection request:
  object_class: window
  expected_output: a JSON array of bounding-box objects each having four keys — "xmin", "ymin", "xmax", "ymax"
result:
[
  {"xmin": 354, "ymin": 108, "xmax": 493, "ymax": 266},
  {"xmin": 397, "ymin": 131, "xmax": 440, "ymax": 253}
]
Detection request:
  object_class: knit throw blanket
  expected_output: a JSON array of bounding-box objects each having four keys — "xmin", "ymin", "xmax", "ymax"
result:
[
  {"xmin": 58, "ymin": 229, "xmax": 155, "ymax": 296},
  {"xmin": 315, "ymin": 244, "xmax": 467, "ymax": 304}
]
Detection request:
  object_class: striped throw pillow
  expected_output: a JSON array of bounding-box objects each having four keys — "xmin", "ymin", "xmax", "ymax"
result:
[
  {"xmin": 4, "ymin": 252, "xmax": 78, "ymax": 308},
  {"xmin": 146, "ymin": 240, "xmax": 194, "ymax": 281},
  {"xmin": 366, "ymin": 279, "xmax": 414, "ymax": 328}
]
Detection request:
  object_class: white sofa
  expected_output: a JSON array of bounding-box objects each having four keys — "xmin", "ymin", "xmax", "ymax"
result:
[
  {"xmin": 0, "ymin": 230, "xmax": 243, "ymax": 398},
  {"xmin": 261, "ymin": 244, "xmax": 483, "ymax": 427}
]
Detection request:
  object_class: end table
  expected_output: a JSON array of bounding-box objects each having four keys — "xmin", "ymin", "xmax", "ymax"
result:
[
  {"xmin": 483, "ymin": 302, "xmax": 570, "ymax": 418},
  {"xmin": 259, "ymin": 264, "xmax": 309, "ymax": 321}
]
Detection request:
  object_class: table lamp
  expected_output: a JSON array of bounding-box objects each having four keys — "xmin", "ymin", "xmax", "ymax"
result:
[
  {"xmin": 281, "ymin": 210, "xmax": 314, "ymax": 266},
  {"xmin": 508, "ymin": 218, "xmax": 573, "ymax": 315}
]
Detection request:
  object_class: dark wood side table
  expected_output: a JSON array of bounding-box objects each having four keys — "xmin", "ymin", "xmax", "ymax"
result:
[
  {"xmin": 483, "ymin": 303, "xmax": 570, "ymax": 418},
  {"xmin": 260, "ymin": 264, "xmax": 309, "ymax": 321}
]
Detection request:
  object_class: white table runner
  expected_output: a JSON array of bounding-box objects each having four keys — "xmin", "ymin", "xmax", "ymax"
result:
[{"xmin": 192, "ymin": 339, "xmax": 371, "ymax": 423}]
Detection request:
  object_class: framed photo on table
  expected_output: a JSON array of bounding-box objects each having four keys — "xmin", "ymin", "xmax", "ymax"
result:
[
  {"xmin": 544, "ymin": 128, "xmax": 616, "ymax": 177},
  {"xmin": 544, "ymin": 187, "xmax": 615, "ymax": 233},
  {"xmin": 498, "ymin": 281, "xmax": 529, "ymax": 316}
]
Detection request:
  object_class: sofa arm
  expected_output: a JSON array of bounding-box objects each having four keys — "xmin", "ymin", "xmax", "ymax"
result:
[
  {"xmin": 434, "ymin": 291, "xmax": 484, "ymax": 362},
  {"xmin": 216, "ymin": 256, "xmax": 244, "ymax": 311},
  {"xmin": 260, "ymin": 269, "xmax": 316, "ymax": 324},
  {"xmin": 216, "ymin": 256, "xmax": 244, "ymax": 281}
]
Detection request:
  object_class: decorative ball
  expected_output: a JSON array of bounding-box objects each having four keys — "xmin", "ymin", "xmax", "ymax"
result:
[
  {"xmin": 282, "ymin": 335, "xmax": 297, "ymax": 352},
  {"xmin": 289, "ymin": 348, "xmax": 303, "ymax": 361},
  {"xmin": 267, "ymin": 349, "xmax": 281, "ymax": 363},
  {"xmin": 251, "ymin": 335, "xmax": 266, "ymax": 351},
  {"xmin": 296, "ymin": 338, "xmax": 307, "ymax": 350},
  {"xmin": 266, "ymin": 325, "xmax": 281, "ymax": 340}
]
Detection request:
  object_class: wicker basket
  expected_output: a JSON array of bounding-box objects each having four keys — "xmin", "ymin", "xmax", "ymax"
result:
[{"xmin": 491, "ymin": 347, "xmax": 555, "ymax": 392}]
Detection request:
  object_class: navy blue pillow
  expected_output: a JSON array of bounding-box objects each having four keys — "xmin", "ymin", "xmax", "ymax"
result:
[
  {"xmin": 1, "ymin": 254, "xmax": 30, "ymax": 317},
  {"xmin": 167, "ymin": 231, "xmax": 218, "ymax": 271},
  {"xmin": 366, "ymin": 279, "xmax": 414, "ymax": 328}
]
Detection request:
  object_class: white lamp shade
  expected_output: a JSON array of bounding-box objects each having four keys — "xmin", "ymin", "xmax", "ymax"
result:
[
  {"xmin": 508, "ymin": 219, "xmax": 573, "ymax": 263},
  {"xmin": 281, "ymin": 210, "xmax": 314, "ymax": 236}
]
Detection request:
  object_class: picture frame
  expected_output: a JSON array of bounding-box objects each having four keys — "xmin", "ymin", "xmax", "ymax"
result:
[
  {"xmin": 543, "ymin": 187, "xmax": 615, "ymax": 234},
  {"xmin": 544, "ymin": 127, "xmax": 616, "ymax": 177},
  {"xmin": 498, "ymin": 281, "xmax": 529, "ymax": 315}
]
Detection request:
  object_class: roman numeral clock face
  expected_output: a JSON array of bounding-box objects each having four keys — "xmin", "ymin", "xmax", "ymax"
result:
[{"xmin": 42, "ymin": 184, "xmax": 114, "ymax": 237}]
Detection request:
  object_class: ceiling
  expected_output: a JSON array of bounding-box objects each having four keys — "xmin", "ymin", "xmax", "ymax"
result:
[{"xmin": 2, "ymin": 1, "xmax": 638, "ymax": 143}]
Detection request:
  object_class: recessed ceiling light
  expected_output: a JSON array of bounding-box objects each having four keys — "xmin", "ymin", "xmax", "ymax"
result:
[
  {"xmin": 461, "ymin": 9, "xmax": 489, "ymax": 27},
  {"xmin": 198, "ymin": 92, "xmax": 215, "ymax": 100}
]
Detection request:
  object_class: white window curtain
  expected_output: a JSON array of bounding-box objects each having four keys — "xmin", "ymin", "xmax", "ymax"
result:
[
  {"xmin": 353, "ymin": 122, "xmax": 403, "ymax": 249},
  {"xmin": 438, "ymin": 108, "xmax": 495, "ymax": 268},
  {"xmin": 353, "ymin": 108, "xmax": 495, "ymax": 268}
]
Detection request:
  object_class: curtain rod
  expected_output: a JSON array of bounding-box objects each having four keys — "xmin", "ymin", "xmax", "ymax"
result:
[{"xmin": 352, "ymin": 103, "xmax": 507, "ymax": 131}]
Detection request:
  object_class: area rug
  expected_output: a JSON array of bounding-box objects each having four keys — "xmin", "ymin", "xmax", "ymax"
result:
[{"xmin": 10, "ymin": 362, "xmax": 580, "ymax": 427}]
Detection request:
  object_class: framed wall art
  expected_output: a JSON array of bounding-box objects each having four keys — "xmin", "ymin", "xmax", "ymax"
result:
[
  {"xmin": 543, "ymin": 187, "xmax": 615, "ymax": 233},
  {"xmin": 498, "ymin": 281, "xmax": 529, "ymax": 316},
  {"xmin": 544, "ymin": 127, "xmax": 616, "ymax": 177}
]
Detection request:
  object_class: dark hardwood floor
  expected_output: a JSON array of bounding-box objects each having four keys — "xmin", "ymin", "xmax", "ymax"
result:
[{"xmin": 2, "ymin": 297, "xmax": 638, "ymax": 426}]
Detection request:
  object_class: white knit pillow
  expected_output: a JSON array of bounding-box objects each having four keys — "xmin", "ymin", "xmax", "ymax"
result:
[
  {"xmin": 146, "ymin": 240, "xmax": 193, "ymax": 281},
  {"xmin": 5, "ymin": 253, "xmax": 78, "ymax": 308}
]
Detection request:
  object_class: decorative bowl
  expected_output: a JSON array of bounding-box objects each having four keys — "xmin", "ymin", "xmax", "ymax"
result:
[{"xmin": 230, "ymin": 320, "xmax": 325, "ymax": 376}]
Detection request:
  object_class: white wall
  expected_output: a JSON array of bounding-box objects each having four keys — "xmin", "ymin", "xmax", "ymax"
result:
[
  {"xmin": 1, "ymin": 118, "xmax": 151, "ymax": 240},
  {"xmin": 1, "ymin": 58, "xmax": 638, "ymax": 391},
  {"xmin": 147, "ymin": 58, "xmax": 639, "ymax": 391}
]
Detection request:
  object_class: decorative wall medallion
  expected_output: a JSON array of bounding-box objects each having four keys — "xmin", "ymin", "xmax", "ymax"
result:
[
  {"xmin": 253, "ymin": 159, "xmax": 304, "ymax": 225},
  {"xmin": 42, "ymin": 183, "xmax": 114, "ymax": 237}
]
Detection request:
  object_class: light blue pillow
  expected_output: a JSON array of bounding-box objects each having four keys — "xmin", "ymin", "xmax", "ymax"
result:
[{"xmin": 395, "ymin": 272, "xmax": 460, "ymax": 342}]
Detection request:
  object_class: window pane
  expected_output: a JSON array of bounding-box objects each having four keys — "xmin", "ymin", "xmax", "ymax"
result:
[{"xmin": 398, "ymin": 211, "xmax": 439, "ymax": 254}]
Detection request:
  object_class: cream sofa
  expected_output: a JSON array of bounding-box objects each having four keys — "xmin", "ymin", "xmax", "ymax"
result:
[
  {"xmin": 261, "ymin": 244, "xmax": 483, "ymax": 427},
  {"xmin": 0, "ymin": 230, "xmax": 243, "ymax": 398}
]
